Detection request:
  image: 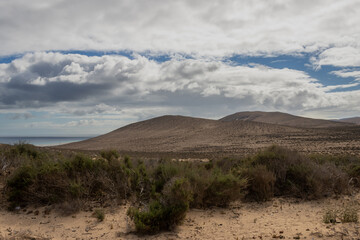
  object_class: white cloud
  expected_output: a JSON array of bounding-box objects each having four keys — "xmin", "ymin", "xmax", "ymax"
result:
[
  {"xmin": 1, "ymin": 52, "xmax": 360, "ymax": 120},
  {"xmin": 311, "ymin": 47, "xmax": 360, "ymax": 68},
  {"xmin": 1, "ymin": 0, "xmax": 360, "ymax": 57},
  {"xmin": 331, "ymin": 69, "xmax": 360, "ymax": 80}
]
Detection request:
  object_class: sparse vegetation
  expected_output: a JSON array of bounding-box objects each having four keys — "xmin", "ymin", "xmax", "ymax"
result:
[
  {"xmin": 1, "ymin": 144, "xmax": 360, "ymax": 234},
  {"xmin": 340, "ymin": 207, "xmax": 358, "ymax": 223},
  {"xmin": 93, "ymin": 208, "xmax": 105, "ymax": 222},
  {"xmin": 323, "ymin": 205, "xmax": 358, "ymax": 224},
  {"xmin": 323, "ymin": 209, "xmax": 337, "ymax": 224}
]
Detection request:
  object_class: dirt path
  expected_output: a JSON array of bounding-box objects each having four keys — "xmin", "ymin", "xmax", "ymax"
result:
[{"xmin": 1, "ymin": 194, "xmax": 360, "ymax": 240}]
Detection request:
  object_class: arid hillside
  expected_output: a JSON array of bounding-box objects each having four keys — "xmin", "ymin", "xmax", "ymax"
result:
[
  {"xmin": 58, "ymin": 115, "xmax": 302, "ymax": 153},
  {"xmin": 338, "ymin": 117, "xmax": 360, "ymax": 125},
  {"xmin": 58, "ymin": 114, "xmax": 360, "ymax": 156},
  {"xmin": 220, "ymin": 111, "xmax": 354, "ymax": 128}
]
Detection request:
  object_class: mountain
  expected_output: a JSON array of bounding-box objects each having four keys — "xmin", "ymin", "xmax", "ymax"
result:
[
  {"xmin": 220, "ymin": 111, "xmax": 354, "ymax": 128},
  {"xmin": 58, "ymin": 113, "xmax": 360, "ymax": 156},
  {"xmin": 338, "ymin": 117, "xmax": 360, "ymax": 125},
  {"xmin": 58, "ymin": 115, "xmax": 304, "ymax": 153}
]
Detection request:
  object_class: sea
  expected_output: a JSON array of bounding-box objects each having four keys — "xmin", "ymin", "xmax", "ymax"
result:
[{"xmin": 0, "ymin": 136, "xmax": 93, "ymax": 147}]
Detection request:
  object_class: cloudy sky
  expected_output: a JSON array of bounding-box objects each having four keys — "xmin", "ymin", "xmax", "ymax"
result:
[{"xmin": 1, "ymin": 0, "xmax": 360, "ymax": 136}]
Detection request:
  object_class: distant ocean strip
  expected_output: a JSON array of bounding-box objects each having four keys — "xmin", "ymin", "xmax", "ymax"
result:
[{"xmin": 0, "ymin": 137, "xmax": 93, "ymax": 146}]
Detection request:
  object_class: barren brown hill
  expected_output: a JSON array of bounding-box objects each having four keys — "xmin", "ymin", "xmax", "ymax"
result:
[
  {"xmin": 58, "ymin": 115, "xmax": 360, "ymax": 156},
  {"xmin": 58, "ymin": 115, "xmax": 303, "ymax": 153},
  {"xmin": 220, "ymin": 111, "xmax": 354, "ymax": 128},
  {"xmin": 338, "ymin": 117, "xmax": 360, "ymax": 125}
]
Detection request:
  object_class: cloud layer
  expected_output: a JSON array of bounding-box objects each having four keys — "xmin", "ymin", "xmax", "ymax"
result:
[
  {"xmin": 1, "ymin": 52, "xmax": 360, "ymax": 122},
  {"xmin": 1, "ymin": 0, "xmax": 359, "ymax": 57}
]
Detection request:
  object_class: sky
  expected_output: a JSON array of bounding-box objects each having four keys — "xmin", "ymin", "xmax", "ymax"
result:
[{"xmin": 1, "ymin": 0, "xmax": 360, "ymax": 136}]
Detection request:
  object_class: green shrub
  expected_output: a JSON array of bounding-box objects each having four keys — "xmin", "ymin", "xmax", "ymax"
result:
[
  {"xmin": 162, "ymin": 177, "xmax": 193, "ymax": 206},
  {"xmin": 63, "ymin": 154, "xmax": 96, "ymax": 172},
  {"xmin": 203, "ymin": 171, "xmax": 247, "ymax": 207},
  {"xmin": 341, "ymin": 207, "xmax": 358, "ymax": 223},
  {"xmin": 152, "ymin": 161, "xmax": 180, "ymax": 193},
  {"xmin": 251, "ymin": 145, "xmax": 349, "ymax": 199},
  {"xmin": 127, "ymin": 178, "xmax": 192, "ymax": 234},
  {"xmin": 3, "ymin": 144, "xmax": 354, "ymax": 220},
  {"xmin": 323, "ymin": 206, "xmax": 358, "ymax": 224},
  {"xmin": 182, "ymin": 164, "xmax": 212, "ymax": 208},
  {"xmin": 6, "ymin": 165, "xmax": 36, "ymax": 204},
  {"xmin": 93, "ymin": 208, "xmax": 105, "ymax": 222},
  {"xmin": 12, "ymin": 142, "xmax": 41, "ymax": 160},
  {"xmin": 124, "ymin": 155, "xmax": 133, "ymax": 169},
  {"xmin": 323, "ymin": 209, "xmax": 337, "ymax": 224},
  {"xmin": 5, "ymin": 153, "xmax": 129, "ymax": 207},
  {"xmin": 246, "ymin": 165, "xmax": 275, "ymax": 201},
  {"xmin": 100, "ymin": 149, "xmax": 119, "ymax": 161},
  {"xmin": 68, "ymin": 182, "xmax": 83, "ymax": 198}
]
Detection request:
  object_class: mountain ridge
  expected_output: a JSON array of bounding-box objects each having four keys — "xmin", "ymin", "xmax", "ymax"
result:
[
  {"xmin": 220, "ymin": 111, "xmax": 354, "ymax": 128},
  {"xmin": 338, "ymin": 117, "xmax": 360, "ymax": 125},
  {"xmin": 57, "ymin": 111, "xmax": 360, "ymax": 156}
]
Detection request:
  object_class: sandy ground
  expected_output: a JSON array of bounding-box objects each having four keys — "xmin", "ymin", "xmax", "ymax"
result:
[{"xmin": 1, "ymin": 194, "xmax": 360, "ymax": 240}]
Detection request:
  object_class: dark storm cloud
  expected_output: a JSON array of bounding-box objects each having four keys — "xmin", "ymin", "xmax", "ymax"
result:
[
  {"xmin": 29, "ymin": 60, "xmax": 72, "ymax": 78},
  {"xmin": 1, "ymin": 81, "xmax": 112, "ymax": 106}
]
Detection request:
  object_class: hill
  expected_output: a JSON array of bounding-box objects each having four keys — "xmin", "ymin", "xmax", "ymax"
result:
[
  {"xmin": 58, "ymin": 115, "xmax": 305, "ymax": 154},
  {"xmin": 338, "ymin": 117, "xmax": 360, "ymax": 125},
  {"xmin": 220, "ymin": 111, "xmax": 354, "ymax": 128},
  {"xmin": 57, "ymin": 114, "xmax": 360, "ymax": 156}
]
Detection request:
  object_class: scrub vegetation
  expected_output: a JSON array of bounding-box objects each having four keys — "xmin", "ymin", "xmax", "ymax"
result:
[{"xmin": 1, "ymin": 143, "xmax": 359, "ymax": 234}]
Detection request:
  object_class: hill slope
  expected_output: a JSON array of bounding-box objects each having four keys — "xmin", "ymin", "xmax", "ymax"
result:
[
  {"xmin": 58, "ymin": 115, "xmax": 304, "ymax": 153},
  {"xmin": 220, "ymin": 111, "xmax": 354, "ymax": 128},
  {"xmin": 58, "ymin": 114, "xmax": 360, "ymax": 156},
  {"xmin": 338, "ymin": 117, "xmax": 360, "ymax": 125}
]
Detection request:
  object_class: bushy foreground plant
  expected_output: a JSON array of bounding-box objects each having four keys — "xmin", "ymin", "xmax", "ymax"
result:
[
  {"xmin": 6, "ymin": 152, "xmax": 130, "ymax": 208},
  {"xmin": 250, "ymin": 145, "xmax": 349, "ymax": 199},
  {"xmin": 245, "ymin": 165, "xmax": 276, "ymax": 201},
  {"xmin": 127, "ymin": 178, "xmax": 192, "ymax": 234}
]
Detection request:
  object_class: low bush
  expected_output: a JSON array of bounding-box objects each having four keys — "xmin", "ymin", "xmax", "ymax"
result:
[
  {"xmin": 93, "ymin": 208, "xmax": 105, "ymax": 222},
  {"xmin": 323, "ymin": 206, "xmax": 358, "ymax": 224},
  {"xmin": 246, "ymin": 165, "xmax": 275, "ymax": 201},
  {"xmin": 5, "ymin": 153, "xmax": 129, "ymax": 208},
  {"xmin": 149, "ymin": 161, "xmax": 247, "ymax": 208},
  {"xmin": 100, "ymin": 149, "xmax": 119, "ymax": 161},
  {"xmin": 340, "ymin": 207, "xmax": 358, "ymax": 223},
  {"xmin": 251, "ymin": 145, "xmax": 349, "ymax": 199},
  {"xmin": 127, "ymin": 178, "xmax": 192, "ymax": 234},
  {"xmin": 1, "ymin": 143, "xmax": 46, "ymax": 174},
  {"xmin": 323, "ymin": 209, "xmax": 337, "ymax": 224},
  {"xmin": 203, "ymin": 171, "xmax": 247, "ymax": 207}
]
